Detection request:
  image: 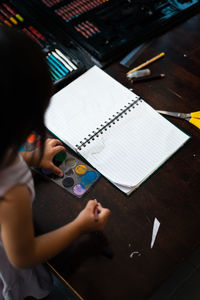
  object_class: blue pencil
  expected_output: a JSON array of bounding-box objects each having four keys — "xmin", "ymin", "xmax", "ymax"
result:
[
  {"xmin": 47, "ymin": 56, "xmax": 66, "ymax": 77},
  {"xmin": 49, "ymin": 53, "xmax": 69, "ymax": 74},
  {"xmin": 47, "ymin": 60, "xmax": 62, "ymax": 80}
]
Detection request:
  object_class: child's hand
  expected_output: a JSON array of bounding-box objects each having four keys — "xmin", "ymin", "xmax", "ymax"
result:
[
  {"xmin": 75, "ymin": 199, "xmax": 110, "ymax": 234},
  {"xmin": 36, "ymin": 138, "xmax": 66, "ymax": 177}
]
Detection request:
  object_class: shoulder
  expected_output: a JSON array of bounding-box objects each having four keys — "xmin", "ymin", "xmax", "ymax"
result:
[{"xmin": 0, "ymin": 184, "xmax": 31, "ymax": 224}]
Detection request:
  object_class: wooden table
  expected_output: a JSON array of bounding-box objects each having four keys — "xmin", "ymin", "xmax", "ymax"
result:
[{"xmin": 33, "ymin": 12, "xmax": 200, "ymax": 300}]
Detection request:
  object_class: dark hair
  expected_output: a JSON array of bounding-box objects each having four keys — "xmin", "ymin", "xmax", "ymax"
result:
[{"xmin": 0, "ymin": 26, "xmax": 53, "ymax": 168}]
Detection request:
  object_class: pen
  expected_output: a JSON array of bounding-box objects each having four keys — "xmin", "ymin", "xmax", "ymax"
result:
[
  {"xmin": 131, "ymin": 73, "xmax": 165, "ymax": 83},
  {"xmin": 127, "ymin": 52, "xmax": 165, "ymax": 75}
]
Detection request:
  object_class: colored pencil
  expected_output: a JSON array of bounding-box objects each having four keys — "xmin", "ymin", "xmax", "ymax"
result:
[{"xmin": 127, "ymin": 52, "xmax": 165, "ymax": 75}]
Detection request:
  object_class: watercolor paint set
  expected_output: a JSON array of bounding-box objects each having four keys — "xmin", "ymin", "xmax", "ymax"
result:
[
  {"xmin": 39, "ymin": 151, "xmax": 100, "ymax": 198},
  {"xmin": 0, "ymin": 0, "xmax": 84, "ymax": 86},
  {"xmin": 23, "ymin": 0, "xmax": 200, "ymax": 64},
  {"xmin": 21, "ymin": 133, "xmax": 100, "ymax": 198}
]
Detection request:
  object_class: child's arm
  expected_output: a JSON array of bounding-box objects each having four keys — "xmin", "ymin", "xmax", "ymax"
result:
[
  {"xmin": 21, "ymin": 138, "xmax": 66, "ymax": 177},
  {"xmin": 0, "ymin": 185, "xmax": 110, "ymax": 269}
]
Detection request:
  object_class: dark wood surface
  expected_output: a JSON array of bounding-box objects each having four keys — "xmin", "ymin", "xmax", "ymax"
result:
[{"xmin": 33, "ymin": 12, "xmax": 200, "ymax": 300}]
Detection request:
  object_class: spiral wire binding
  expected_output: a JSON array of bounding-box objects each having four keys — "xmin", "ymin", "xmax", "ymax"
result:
[{"xmin": 76, "ymin": 97, "xmax": 142, "ymax": 151}]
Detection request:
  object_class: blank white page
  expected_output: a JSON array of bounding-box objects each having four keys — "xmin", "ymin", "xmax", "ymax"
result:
[
  {"xmin": 45, "ymin": 65, "xmax": 138, "ymax": 150},
  {"xmin": 80, "ymin": 100, "xmax": 189, "ymax": 192}
]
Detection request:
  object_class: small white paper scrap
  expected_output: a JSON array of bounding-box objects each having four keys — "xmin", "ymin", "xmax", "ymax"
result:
[
  {"xmin": 151, "ymin": 218, "xmax": 160, "ymax": 249},
  {"xmin": 130, "ymin": 251, "xmax": 141, "ymax": 258}
]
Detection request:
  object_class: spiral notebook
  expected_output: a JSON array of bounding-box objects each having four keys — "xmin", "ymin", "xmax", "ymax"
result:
[{"xmin": 45, "ymin": 66, "xmax": 190, "ymax": 195}]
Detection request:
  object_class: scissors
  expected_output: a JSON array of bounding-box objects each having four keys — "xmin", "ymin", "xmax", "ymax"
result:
[{"xmin": 157, "ymin": 110, "xmax": 200, "ymax": 129}]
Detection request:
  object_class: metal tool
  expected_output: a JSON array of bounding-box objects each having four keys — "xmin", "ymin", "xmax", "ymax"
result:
[{"xmin": 157, "ymin": 110, "xmax": 200, "ymax": 129}]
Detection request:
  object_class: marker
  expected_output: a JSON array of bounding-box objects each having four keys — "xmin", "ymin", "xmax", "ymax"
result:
[{"xmin": 127, "ymin": 52, "xmax": 165, "ymax": 75}]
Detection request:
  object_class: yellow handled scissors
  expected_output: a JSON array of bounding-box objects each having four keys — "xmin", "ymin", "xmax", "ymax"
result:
[{"xmin": 157, "ymin": 110, "xmax": 200, "ymax": 129}]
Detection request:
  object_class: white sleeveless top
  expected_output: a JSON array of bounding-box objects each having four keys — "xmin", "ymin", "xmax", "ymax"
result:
[{"xmin": 0, "ymin": 154, "xmax": 53, "ymax": 299}]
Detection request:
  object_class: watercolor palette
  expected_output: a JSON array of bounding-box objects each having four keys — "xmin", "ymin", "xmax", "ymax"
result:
[
  {"xmin": 21, "ymin": 133, "xmax": 100, "ymax": 197},
  {"xmin": 39, "ymin": 152, "xmax": 100, "ymax": 198}
]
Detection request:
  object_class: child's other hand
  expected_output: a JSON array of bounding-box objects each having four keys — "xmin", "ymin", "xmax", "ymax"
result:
[
  {"xmin": 37, "ymin": 138, "xmax": 66, "ymax": 177},
  {"xmin": 76, "ymin": 199, "xmax": 110, "ymax": 234}
]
